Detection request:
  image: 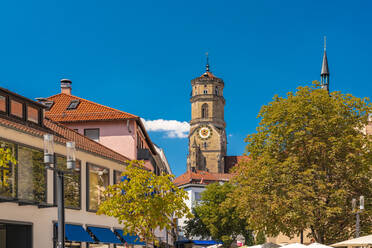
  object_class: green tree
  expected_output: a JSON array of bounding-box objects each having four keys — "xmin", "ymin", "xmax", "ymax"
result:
[
  {"xmin": 97, "ymin": 161, "xmax": 191, "ymax": 247},
  {"xmin": 230, "ymin": 82, "xmax": 372, "ymax": 244},
  {"xmin": 184, "ymin": 182, "xmax": 253, "ymax": 247}
]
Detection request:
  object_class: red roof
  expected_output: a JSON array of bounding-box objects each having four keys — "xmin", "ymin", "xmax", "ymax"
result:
[
  {"xmin": 174, "ymin": 170, "xmax": 233, "ymax": 187},
  {"xmin": 46, "ymin": 93, "xmax": 138, "ymax": 122},
  {"xmin": 224, "ymin": 155, "xmax": 250, "ymax": 173},
  {"xmin": 0, "ymin": 116, "xmax": 131, "ymax": 165}
]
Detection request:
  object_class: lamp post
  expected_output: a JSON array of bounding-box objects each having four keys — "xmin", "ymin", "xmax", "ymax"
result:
[
  {"xmin": 352, "ymin": 195, "xmax": 364, "ymax": 238},
  {"xmin": 44, "ymin": 134, "xmax": 76, "ymax": 248}
]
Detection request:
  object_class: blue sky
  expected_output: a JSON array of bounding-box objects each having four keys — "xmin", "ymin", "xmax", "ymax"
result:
[{"xmin": 0, "ymin": 0, "xmax": 371, "ymax": 177}]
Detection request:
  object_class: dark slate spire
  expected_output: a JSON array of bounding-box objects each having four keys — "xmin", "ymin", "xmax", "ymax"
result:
[{"xmin": 321, "ymin": 36, "xmax": 330, "ymax": 92}]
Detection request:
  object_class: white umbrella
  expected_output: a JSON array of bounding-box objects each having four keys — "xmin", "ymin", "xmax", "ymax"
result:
[
  {"xmin": 281, "ymin": 243, "xmax": 307, "ymax": 248},
  {"xmin": 331, "ymin": 235, "xmax": 372, "ymax": 247},
  {"xmin": 242, "ymin": 245, "xmax": 262, "ymax": 248},
  {"xmin": 308, "ymin": 243, "xmax": 333, "ymax": 248}
]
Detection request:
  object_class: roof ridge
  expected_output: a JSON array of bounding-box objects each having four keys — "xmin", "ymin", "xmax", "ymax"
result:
[{"xmin": 48, "ymin": 93, "xmax": 138, "ymax": 119}]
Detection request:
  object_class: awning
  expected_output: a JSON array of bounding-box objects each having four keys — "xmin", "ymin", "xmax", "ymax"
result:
[
  {"xmin": 331, "ymin": 235, "xmax": 372, "ymax": 247},
  {"xmin": 56, "ymin": 224, "xmax": 95, "ymax": 243},
  {"xmin": 87, "ymin": 226, "xmax": 122, "ymax": 244},
  {"xmin": 115, "ymin": 229, "xmax": 145, "ymax": 245},
  {"xmin": 193, "ymin": 240, "xmax": 222, "ymax": 245}
]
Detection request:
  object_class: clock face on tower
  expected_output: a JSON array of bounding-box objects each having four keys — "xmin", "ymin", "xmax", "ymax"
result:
[{"xmin": 198, "ymin": 125, "xmax": 212, "ymax": 140}]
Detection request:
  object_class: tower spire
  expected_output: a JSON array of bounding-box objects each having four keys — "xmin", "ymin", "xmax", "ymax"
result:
[
  {"xmin": 205, "ymin": 52, "xmax": 210, "ymax": 72},
  {"xmin": 321, "ymin": 36, "xmax": 330, "ymax": 92}
]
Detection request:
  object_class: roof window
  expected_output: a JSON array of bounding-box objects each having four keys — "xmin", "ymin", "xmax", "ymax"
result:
[
  {"xmin": 67, "ymin": 100, "xmax": 80, "ymax": 110},
  {"xmin": 43, "ymin": 101, "xmax": 54, "ymax": 110}
]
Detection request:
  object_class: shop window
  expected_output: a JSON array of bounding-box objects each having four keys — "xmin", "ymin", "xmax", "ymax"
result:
[
  {"xmin": 0, "ymin": 141, "xmax": 16, "ymax": 199},
  {"xmin": 84, "ymin": 129, "xmax": 100, "ymax": 142},
  {"xmin": 0, "ymin": 222, "xmax": 32, "ymax": 248},
  {"xmin": 0, "ymin": 95, "xmax": 6, "ymax": 112},
  {"xmin": 27, "ymin": 106, "xmax": 39, "ymax": 123},
  {"xmin": 87, "ymin": 164, "xmax": 109, "ymax": 211},
  {"xmin": 54, "ymin": 155, "xmax": 81, "ymax": 209},
  {"xmin": 17, "ymin": 145, "xmax": 46, "ymax": 203},
  {"xmin": 10, "ymin": 100, "xmax": 23, "ymax": 118}
]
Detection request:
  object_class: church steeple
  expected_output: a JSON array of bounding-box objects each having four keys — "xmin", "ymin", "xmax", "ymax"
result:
[{"xmin": 321, "ymin": 36, "xmax": 330, "ymax": 92}]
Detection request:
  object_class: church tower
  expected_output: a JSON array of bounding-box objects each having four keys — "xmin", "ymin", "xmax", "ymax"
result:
[{"xmin": 187, "ymin": 55, "xmax": 227, "ymax": 173}]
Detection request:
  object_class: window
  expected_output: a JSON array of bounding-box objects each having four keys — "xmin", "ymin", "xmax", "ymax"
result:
[
  {"xmin": 27, "ymin": 106, "xmax": 39, "ymax": 123},
  {"xmin": 18, "ymin": 145, "xmax": 46, "ymax": 202},
  {"xmin": 203, "ymin": 142, "xmax": 208, "ymax": 149},
  {"xmin": 43, "ymin": 101, "xmax": 54, "ymax": 110},
  {"xmin": 194, "ymin": 192, "xmax": 202, "ymax": 202},
  {"xmin": 10, "ymin": 100, "xmax": 23, "ymax": 118},
  {"xmin": 215, "ymin": 86, "xmax": 219, "ymax": 95},
  {"xmin": 0, "ymin": 141, "xmax": 16, "ymax": 199},
  {"xmin": 203, "ymin": 89, "xmax": 208, "ymax": 94},
  {"xmin": 114, "ymin": 170, "xmax": 123, "ymax": 184},
  {"xmin": 55, "ymin": 155, "xmax": 81, "ymax": 209},
  {"xmin": 67, "ymin": 100, "xmax": 80, "ymax": 110},
  {"xmin": 87, "ymin": 164, "xmax": 109, "ymax": 211},
  {"xmin": 0, "ymin": 95, "xmax": 6, "ymax": 112},
  {"xmin": 201, "ymin": 103, "xmax": 208, "ymax": 118},
  {"xmin": 84, "ymin": 129, "xmax": 100, "ymax": 142}
]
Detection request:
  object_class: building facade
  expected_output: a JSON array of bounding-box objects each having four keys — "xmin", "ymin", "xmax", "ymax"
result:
[
  {"xmin": 0, "ymin": 87, "xmax": 145, "ymax": 248},
  {"xmin": 39, "ymin": 79, "xmax": 171, "ymax": 176}
]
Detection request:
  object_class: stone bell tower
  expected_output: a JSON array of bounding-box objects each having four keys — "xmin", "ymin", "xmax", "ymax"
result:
[{"xmin": 187, "ymin": 55, "xmax": 227, "ymax": 173}]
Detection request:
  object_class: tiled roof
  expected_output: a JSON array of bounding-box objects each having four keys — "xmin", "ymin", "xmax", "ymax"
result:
[
  {"xmin": 224, "ymin": 155, "xmax": 250, "ymax": 173},
  {"xmin": 45, "ymin": 93, "xmax": 138, "ymax": 122},
  {"xmin": 0, "ymin": 116, "xmax": 131, "ymax": 165},
  {"xmin": 199, "ymin": 71, "xmax": 217, "ymax": 79},
  {"xmin": 174, "ymin": 170, "xmax": 233, "ymax": 187}
]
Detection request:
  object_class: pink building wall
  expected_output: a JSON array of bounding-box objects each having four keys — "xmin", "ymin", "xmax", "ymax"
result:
[{"xmin": 66, "ymin": 120, "xmax": 138, "ymax": 160}]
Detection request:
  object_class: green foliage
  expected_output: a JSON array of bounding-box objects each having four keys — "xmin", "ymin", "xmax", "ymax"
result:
[
  {"xmin": 184, "ymin": 209, "xmax": 211, "ymax": 239},
  {"xmin": 231, "ymin": 82, "xmax": 372, "ymax": 244},
  {"xmin": 185, "ymin": 182, "xmax": 253, "ymax": 247},
  {"xmin": 254, "ymin": 231, "xmax": 266, "ymax": 245},
  {"xmin": 97, "ymin": 161, "xmax": 191, "ymax": 246}
]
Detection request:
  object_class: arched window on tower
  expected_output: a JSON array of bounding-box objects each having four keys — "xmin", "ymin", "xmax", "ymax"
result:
[
  {"xmin": 214, "ymin": 86, "xmax": 219, "ymax": 95},
  {"xmin": 201, "ymin": 103, "xmax": 208, "ymax": 118}
]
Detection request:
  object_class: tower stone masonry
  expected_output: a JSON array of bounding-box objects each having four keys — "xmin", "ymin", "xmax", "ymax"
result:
[{"xmin": 187, "ymin": 64, "xmax": 227, "ymax": 173}]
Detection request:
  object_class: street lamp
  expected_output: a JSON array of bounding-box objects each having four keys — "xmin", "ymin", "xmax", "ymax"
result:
[
  {"xmin": 43, "ymin": 134, "xmax": 76, "ymax": 248},
  {"xmin": 352, "ymin": 195, "xmax": 364, "ymax": 238}
]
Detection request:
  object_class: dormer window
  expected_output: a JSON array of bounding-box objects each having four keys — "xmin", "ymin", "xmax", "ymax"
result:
[
  {"xmin": 67, "ymin": 100, "xmax": 80, "ymax": 110},
  {"xmin": 10, "ymin": 100, "xmax": 23, "ymax": 118},
  {"xmin": 27, "ymin": 106, "xmax": 39, "ymax": 123},
  {"xmin": 43, "ymin": 101, "xmax": 54, "ymax": 110},
  {"xmin": 0, "ymin": 95, "xmax": 5, "ymax": 112}
]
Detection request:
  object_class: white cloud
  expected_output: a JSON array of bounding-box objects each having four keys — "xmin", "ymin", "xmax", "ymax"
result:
[{"xmin": 142, "ymin": 119, "xmax": 190, "ymax": 138}]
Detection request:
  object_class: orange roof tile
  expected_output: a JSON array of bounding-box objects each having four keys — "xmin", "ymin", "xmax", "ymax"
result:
[
  {"xmin": 46, "ymin": 93, "xmax": 138, "ymax": 122},
  {"xmin": 0, "ymin": 116, "xmax": 131, "ymax": 165},
  {"xmin": 174, "ymin": 170, "xmax": 233, "ymax": 187}
]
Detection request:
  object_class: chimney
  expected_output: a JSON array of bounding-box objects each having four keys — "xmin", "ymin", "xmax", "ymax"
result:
[{"xmin": 61, "ymin": 79, "xmax": 72, "ymax": 95}]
